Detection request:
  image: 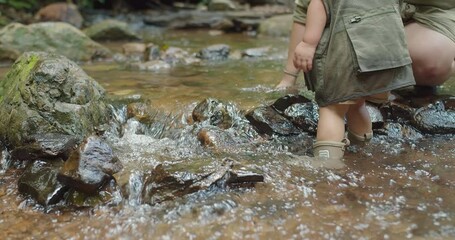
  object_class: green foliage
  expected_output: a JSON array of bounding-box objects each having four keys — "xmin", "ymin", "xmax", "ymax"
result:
[
  {"xmin": 0, "ymin": 0, "xmax": 107, "ymax": 10},
  {"xmin": 0, "ymin": 0, "xmax": 38, "ymax": 10}
]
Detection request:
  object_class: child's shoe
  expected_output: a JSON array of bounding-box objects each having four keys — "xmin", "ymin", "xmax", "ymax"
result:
[
  {"xmin": 313, "ymin": 138, "xmax": 350, "ymax": 161},
  {"xmin": 347, "ymin": 129, "xmax": 373, "ymax": 145}
]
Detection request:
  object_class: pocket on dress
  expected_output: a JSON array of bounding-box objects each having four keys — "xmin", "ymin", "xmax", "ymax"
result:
[{"xmin": 343, "ymin": 5, "xmax": 411, "ymax": 72}]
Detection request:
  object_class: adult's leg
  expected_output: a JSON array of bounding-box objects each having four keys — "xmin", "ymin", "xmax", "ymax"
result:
[
  {"xmin": 405, "ymin": 22, "xmax": 455, "ymax": 86},
  {"xmin": 276, "ymin": 22, "xmax": 306, "ymax": 89}
]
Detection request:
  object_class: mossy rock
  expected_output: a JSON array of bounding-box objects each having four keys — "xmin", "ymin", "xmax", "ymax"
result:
[
  {"xmin": 0, "ymin": 22, "xmax": 111, "ymax": 62},
  {"xmin": 0, "ymin": 51, "xmax": 110, "ymax": 147}
]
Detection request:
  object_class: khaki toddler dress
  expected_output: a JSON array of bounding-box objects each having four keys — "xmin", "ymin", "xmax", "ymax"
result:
[{"xmin": 306, "ymin": 0, "xmax": 416, "ymax": 106}]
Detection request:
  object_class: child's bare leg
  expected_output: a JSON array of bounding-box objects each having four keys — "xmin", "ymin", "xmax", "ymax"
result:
[
  {"xmin": 313, "ymin": 104, "xmax": 349, "ymax": 160},
  {"xmin": 345, "ymin": 99, "xmax": 372, "ymax": 143},
  {"xmin": 317, "ymin": 104, "xmax": 349, "ymax": 141}
]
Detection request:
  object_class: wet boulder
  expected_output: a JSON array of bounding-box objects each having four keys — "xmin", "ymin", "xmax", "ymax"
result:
[
  {"xmin": 58, "ymin": 136, "xmax": 123, "ymax": 194},
  {"xmin": 379, "ymin": 101, "xmax": 415, "ymax": 123},
  {"xmin": 378, "ymin": 122, "xmax": 423, "ymax": 140},
  {"xmin": 18, "ymin": 160, "xmax": 68, "ymax": 206},
  {"xmin": 10, "ymin": 134, "xmax": 78, "ymax": 162},
  {"xmin": 245, "ymin": 106, "xmax": 301, "ymax": 136},
  {"xmin": 411, "ymin": 102, "xmax": 455, "ymax": 134},
  {"xmin": 0, "ymin": 22, "xmax": 111, "ymax": 62},
  {"xmin": 271, "ymin": 94, "xmax": 311, "ymax": 114},
  {"xmin": 83, "ymin": 19, "xmax": 141, "ymax": 41},
  {"xmin": 34, "ymin": 3, "xmax": 83, "ymax": 28},
  {"xmin": 0, "ymin": 52, "xmax": 110, "ymax": 147},
  {"xmin": 283, "ymin": 101, "xmax": 319, "ymax": 134},
  {"xmin": 196, "ymin": 44, "xmax": 230, "ymax": 61}
]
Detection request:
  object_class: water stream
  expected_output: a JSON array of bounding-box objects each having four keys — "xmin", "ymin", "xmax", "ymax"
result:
[{"xmin": 0, "ymin": 29, "xmax": 454, "ymax": 239}]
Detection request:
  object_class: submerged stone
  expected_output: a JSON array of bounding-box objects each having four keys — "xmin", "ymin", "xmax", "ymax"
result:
[
  {"xmin": 64, "ymin": 179, "xmax": 122, "ymax": 207},
  {"xmin": 128, "ymin": 158, "xmax": 264, "ymax": 206},
  {"xmin": 18, "ymin": 160, "xmax": 68, "ymax": 206},
  {"xmin": 142, "ymin": 164, "xmax": 200, "ymax": 205},
  {"xmin": 10, "ymin": 133, "xmax": 78, "ymax": 161}
]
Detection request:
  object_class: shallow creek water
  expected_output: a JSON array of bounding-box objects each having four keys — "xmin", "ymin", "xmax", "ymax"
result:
[{"xmin": 1, "ymin": 30, "xmax": 455, "ymax": 239}]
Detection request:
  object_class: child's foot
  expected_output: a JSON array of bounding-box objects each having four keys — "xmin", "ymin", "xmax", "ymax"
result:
[{"xmin": 347, "ymin": 128, "xmax": 373, "ymax": 146}]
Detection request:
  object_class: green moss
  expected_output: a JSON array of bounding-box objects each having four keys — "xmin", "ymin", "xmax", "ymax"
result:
[{"xmin": 0, "ymin": 53, "xmax": 40, "ymax": 103}]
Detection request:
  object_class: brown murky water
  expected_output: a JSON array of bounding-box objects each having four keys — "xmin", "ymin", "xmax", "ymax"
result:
[{"xmin": 1, "ymin": 30, "xmax": 455, "ymax": 239}]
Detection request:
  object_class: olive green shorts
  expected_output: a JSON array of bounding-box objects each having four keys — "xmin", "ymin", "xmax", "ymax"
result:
[
  {"xmin": 293, "ymin": 0, "xmax": 455, "ymax": 43},
  {"xmin": 402, "ymin": 3, "xmax": 455, "ymax": 43}
]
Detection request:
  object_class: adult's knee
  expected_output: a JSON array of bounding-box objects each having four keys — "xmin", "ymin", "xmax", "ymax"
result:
[{"xmin": 413, "ymin": 61, "xmax": 451, "ymax": 86}]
